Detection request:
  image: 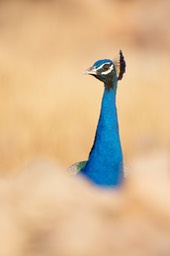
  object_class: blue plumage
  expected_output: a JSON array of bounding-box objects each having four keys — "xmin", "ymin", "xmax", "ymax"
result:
[
  {"xmin": 93, "ymin": 59, "xmax": 112, "ymax": 67},
  {"xmin": 80, "ymin": 86, "xmax": 123, "ymax": 186},
  {"xmin": 70, "ymin": 50, "xmax": 126, "ymax": 187}
]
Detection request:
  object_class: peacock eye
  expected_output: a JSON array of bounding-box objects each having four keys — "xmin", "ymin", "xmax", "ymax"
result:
[{"xmin": 102, "ymin": 64, "xmax": 110, "ymax": 70}]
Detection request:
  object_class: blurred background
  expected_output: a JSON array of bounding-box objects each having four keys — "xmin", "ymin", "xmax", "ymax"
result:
[
  {"xmin": 0, "ymin": 2, "xmax": 170, "ymax": 255},
  {"xmin": 0, "ymin": 0, "xmax": 169, "ymax": 174}
]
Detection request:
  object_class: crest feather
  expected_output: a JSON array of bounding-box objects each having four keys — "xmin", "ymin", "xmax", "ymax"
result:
[{"xmin": 113, "ymin": 50, "xmax": 126, "ymax": 80}]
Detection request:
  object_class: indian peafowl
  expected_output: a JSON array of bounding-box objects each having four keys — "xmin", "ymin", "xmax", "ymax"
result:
[{"xmin": 69, "ymin": 50, "xmax": 126, "ymax": 187}]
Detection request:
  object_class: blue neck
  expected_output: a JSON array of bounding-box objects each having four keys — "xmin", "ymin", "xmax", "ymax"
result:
[{"xmin": 81, "ymin": 82, "xmax": 123, "ymax": 187}]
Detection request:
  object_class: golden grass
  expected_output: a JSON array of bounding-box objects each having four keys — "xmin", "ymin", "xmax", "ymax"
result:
[{"xmin": 0, "ymin": 1, "xmax": 169, "ymax": 173}]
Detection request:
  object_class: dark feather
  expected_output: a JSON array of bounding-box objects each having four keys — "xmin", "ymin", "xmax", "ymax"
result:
[{"xmin": 113, "ymin": 50, "xmax": 126, "ymax": 80}]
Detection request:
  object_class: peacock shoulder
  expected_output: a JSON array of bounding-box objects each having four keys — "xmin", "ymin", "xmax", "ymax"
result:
[{"xmin": 68, "ymin": 161, "xmax": 87, "ymax": 175}]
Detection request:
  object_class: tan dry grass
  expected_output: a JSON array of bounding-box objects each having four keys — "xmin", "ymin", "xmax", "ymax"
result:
[{"xmin": 0, "ymin": 1, "xmax": 169, "ymax": 173}]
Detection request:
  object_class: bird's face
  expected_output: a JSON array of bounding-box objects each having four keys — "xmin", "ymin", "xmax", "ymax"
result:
[{"xmin": 84, "ymin": 59, "xmax": 116, "ymax": 88}]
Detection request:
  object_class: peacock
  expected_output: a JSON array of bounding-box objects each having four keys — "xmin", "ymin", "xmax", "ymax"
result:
[{"xmin": 69, "ymin": 50, "xmax": 126, "ymax": 187}]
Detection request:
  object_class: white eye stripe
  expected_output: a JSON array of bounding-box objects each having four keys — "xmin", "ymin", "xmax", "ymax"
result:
[
  {"xmin": 95, "ymin": 62, "xmax": 112, "ymax": 70},
  {"xmin": 101, "ymin": 64, "xmax": 114, "ymax": 75}
]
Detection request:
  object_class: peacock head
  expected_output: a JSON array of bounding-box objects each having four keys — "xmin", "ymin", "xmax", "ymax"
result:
[{"xmin": 84, "ymin": 50, "xmax": 126, "ymax": 90}]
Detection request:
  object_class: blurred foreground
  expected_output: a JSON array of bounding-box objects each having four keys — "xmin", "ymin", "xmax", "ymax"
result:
[{"xmin": 0, "ymin": 150, "xmax": 170, "ymax": 256}]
